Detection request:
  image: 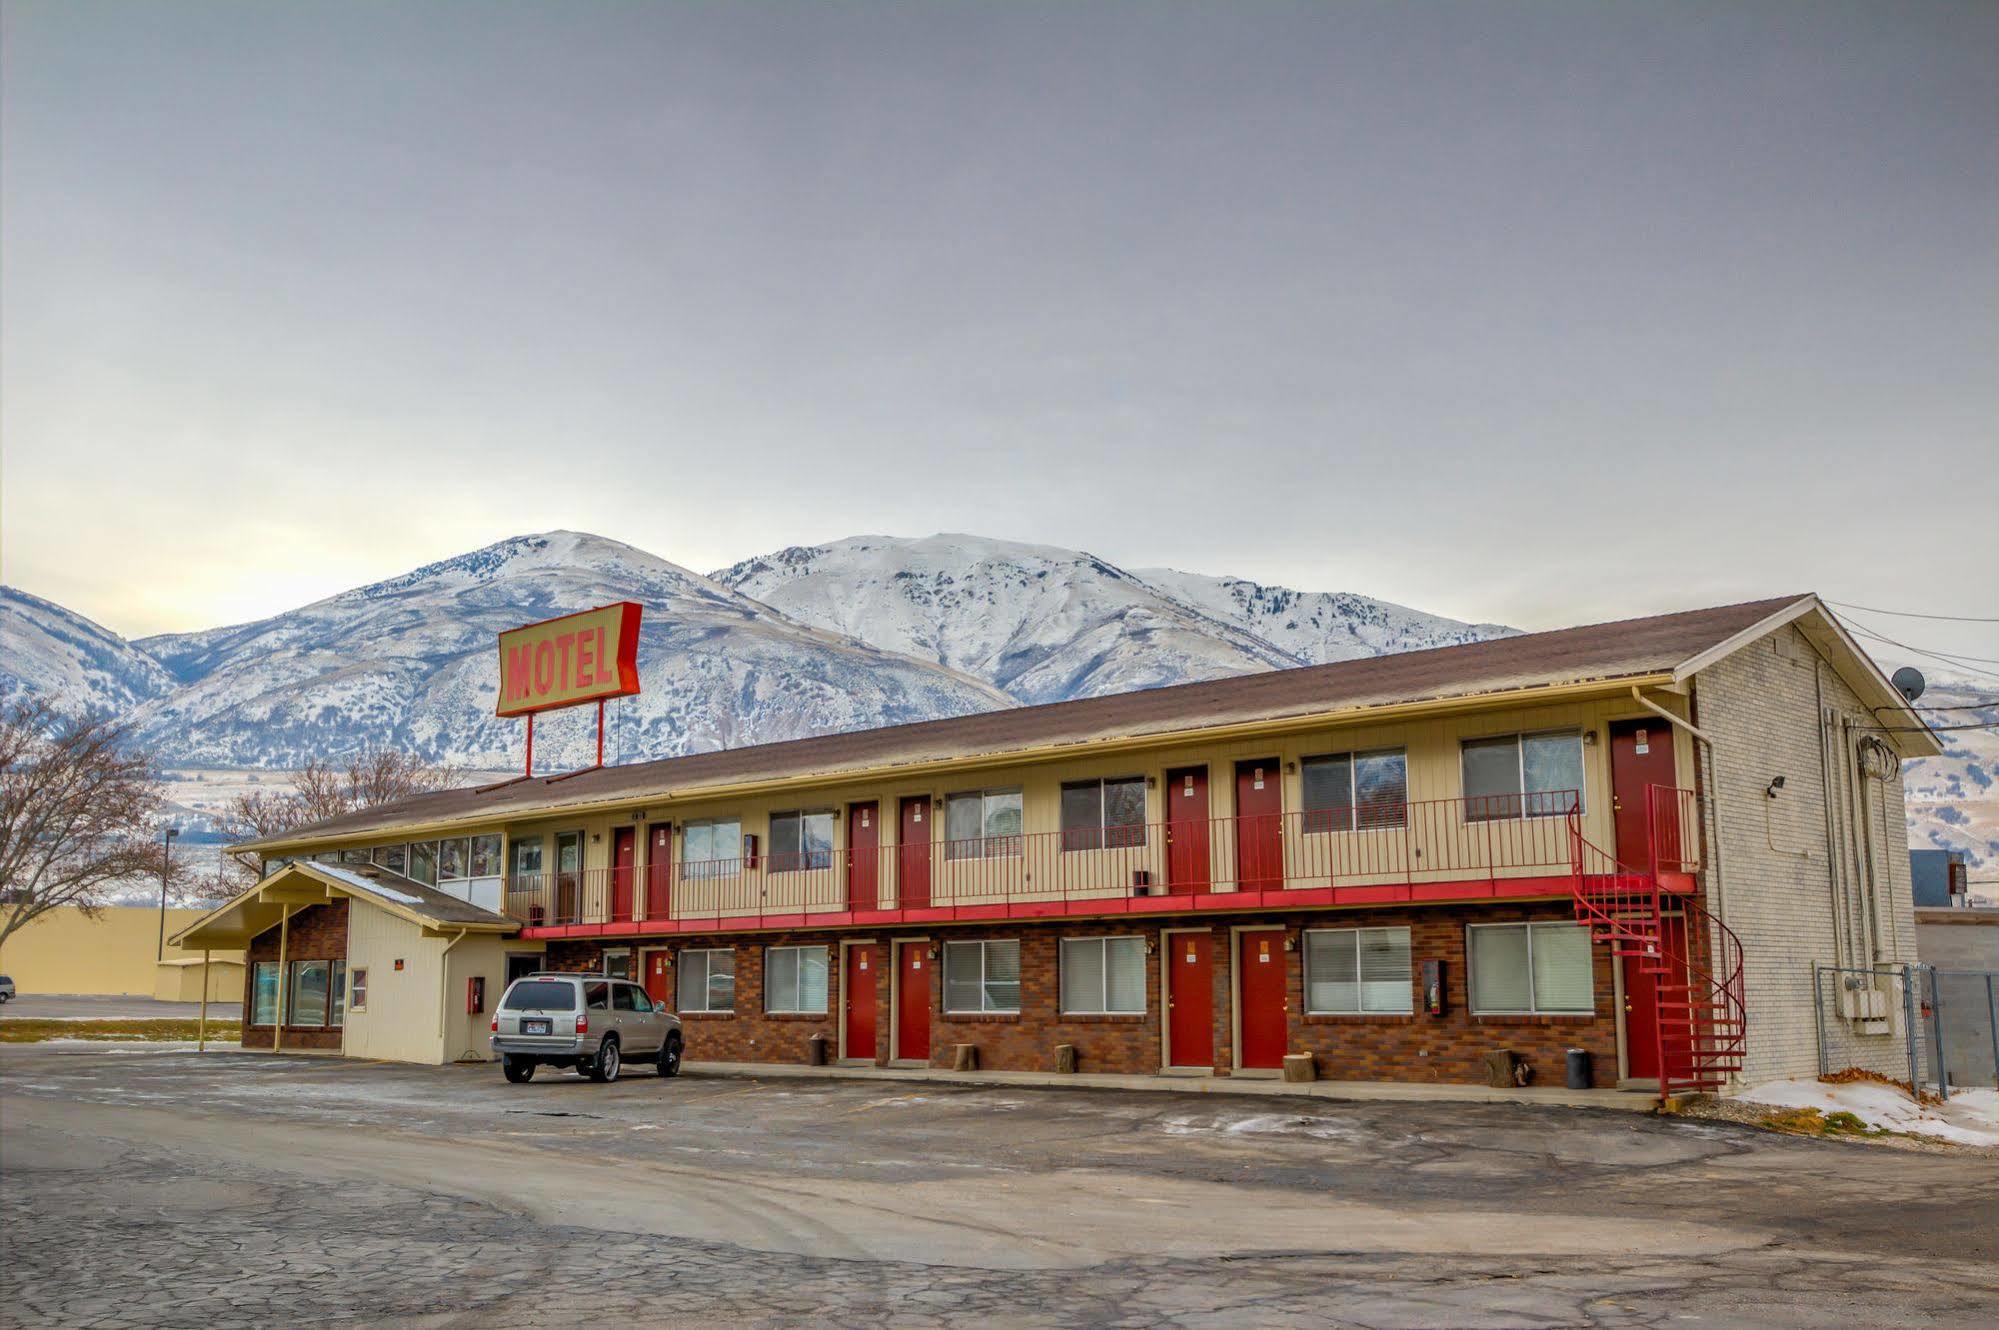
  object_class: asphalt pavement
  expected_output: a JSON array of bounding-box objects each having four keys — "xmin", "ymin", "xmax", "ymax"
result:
[{"xmin": 2, "ymin": 1043, "xmax": 1994, "ymax": 1328}]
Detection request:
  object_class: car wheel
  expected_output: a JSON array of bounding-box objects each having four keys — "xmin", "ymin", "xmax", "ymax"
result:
[
  {"xmin": 502, "ymin": 1056, "xmax": 534, "ymax": 1084},
  {"xmin": 658, "ymin": 1034, "xmax": 683, "ymax": 1079},
  {"xmin": 589, "ymin": 1037, "xmax": 621, "ymax": 1083}
]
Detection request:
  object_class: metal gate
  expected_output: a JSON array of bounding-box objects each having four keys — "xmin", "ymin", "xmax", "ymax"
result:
[{"xmin": 1812, "ymin": 961, "xmax": 1999, "ymax": 1098}]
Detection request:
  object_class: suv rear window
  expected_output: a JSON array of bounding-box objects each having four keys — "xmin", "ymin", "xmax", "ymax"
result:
[{"xmin": 502, "ymin": 980, "xmax": 577, "ymax": 1011}]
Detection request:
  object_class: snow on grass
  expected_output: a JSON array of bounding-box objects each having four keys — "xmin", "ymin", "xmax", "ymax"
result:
[{"xmin": 1735, "ymin": 1078, "xmax": 1999, "ymax": 1147}]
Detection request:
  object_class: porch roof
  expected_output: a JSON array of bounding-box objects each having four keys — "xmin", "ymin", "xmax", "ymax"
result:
[{"xmin": 170, "ymin": 860, "xmax": 517, "ymax": 949}]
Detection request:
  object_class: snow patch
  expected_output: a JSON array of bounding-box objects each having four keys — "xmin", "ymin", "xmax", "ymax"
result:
[{"xmin": 1735, "ymin": 1079, "xmax": 1999, "ymax": 1147}]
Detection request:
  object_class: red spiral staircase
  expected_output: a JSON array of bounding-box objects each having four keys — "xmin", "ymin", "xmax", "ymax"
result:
[{"xmin": 1568, "ymin": 785, "xmax": 1746, "ymax": 1099}]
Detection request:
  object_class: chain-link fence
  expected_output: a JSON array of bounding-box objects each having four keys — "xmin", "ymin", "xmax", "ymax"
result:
[{"xmin": 1812, "ymin": 961, "xmax": 1999, "ymax": 1099}]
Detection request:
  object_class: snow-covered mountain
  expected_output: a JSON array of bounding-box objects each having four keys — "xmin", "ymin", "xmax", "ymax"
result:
[
  {"xmin": 1130, "ymin": 567, "xmax": 1517, "ymax": 666},
  {"xmin": 0, "ymin": 587, "xmax": 177, "ymax": 720},
  {"xmin": 3, "ymin": 529, "xmax": 1984, "ymax": 884},
  {"xmin": 115, "ymin": 532, "xmax": 1011, "ymax": 769},
  {"xmin": 714, "ymin": 535, "xmax": 1310, "ymax": 703}
]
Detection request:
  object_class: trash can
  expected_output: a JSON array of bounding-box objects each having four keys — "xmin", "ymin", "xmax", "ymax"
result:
[
  {"xmin": 1565, "ymin": 1047, "xmax": 1592, "ymax": 1090},
  {"xmin": 807, "ymin": 1033, "xmax": 829, "ymax": 1067}
]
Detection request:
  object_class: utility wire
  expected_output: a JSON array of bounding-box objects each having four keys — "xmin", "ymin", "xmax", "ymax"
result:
[
  {"xmin": 1864, "ymin": 721, "xmax": 1999, "ymax": 732},
  {"xmin": 1830, "ymin": 614, "xmax": 1999, "ymax": 683},
  {"xmin": 1829, "ymin": 601, "xmax": 1999, "ymax": 624}
]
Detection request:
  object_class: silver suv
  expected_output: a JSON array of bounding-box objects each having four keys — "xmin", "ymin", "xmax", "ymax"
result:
[{"xmin": 490, "ymin": 973, "xmax": 683, "ymax": 1084}]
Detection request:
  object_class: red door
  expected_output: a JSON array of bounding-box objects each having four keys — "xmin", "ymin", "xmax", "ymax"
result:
[
  {"xmin": 1165, "ymin": 766, "xmax": 1211, "ymax": 894},
  {"xmin": 1623, "ymin": 913, "xmax": 1688, "ymax": 1081},
  {"xmin": 844, "ymin": 944, "xmax": 879, "ymax": 1060},
  {"xmin": 1609, "ymin": 719, "xmax": 1677, "ymax": 872},
  {"xmin": 1166, "ymin": 932, "xmax": 1214, "ymax": 1068},
  {"xmin": 896, "ymin": 941, "xmax": 931, "ymax": 1062},
  {"xmin": 610, "ymin": 826, "xmax": 637, "ymax": 922},
  {"xmin": 646, "ymin": 823, "xmax": 673, "ymax": 920},
  {"xmin": 898, "ymin": 797, "xmax": 931, "ymax": 908},
  {"xmin": 1234, "ymin": 759, "xmax": 1284, "ymax": 891},
  {"xmin": 847, "ymin": 803, "xmax": 879, "ymax": 910},
  {"xmin": 642, "ymin": 949, "xmax": 671, "ymax": 1005},
  {"xmin": 1236, "ymin": 928, "xmax": 1288, "ymax": 1069}
]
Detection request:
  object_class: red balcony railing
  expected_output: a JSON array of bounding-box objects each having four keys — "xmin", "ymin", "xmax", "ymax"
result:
[{"xmin": 502, "ymin": 792, "xmax": 1584, "ymax": 933}]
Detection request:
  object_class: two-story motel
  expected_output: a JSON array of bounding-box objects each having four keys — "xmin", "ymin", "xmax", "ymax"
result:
[{"xmin": 174, "ymin": 594, "xmax": 1939, "ymax": 1098}]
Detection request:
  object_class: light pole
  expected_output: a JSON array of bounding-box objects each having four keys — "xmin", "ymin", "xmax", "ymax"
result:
[{"xmin": 157, "ymin": 827, "xmax": 180, "ymax": 963}]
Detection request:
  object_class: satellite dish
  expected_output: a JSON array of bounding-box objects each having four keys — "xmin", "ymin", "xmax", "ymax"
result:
[{"xmin": 1891, "ymin": 666, "xmax": 1926, "ymax": 703}]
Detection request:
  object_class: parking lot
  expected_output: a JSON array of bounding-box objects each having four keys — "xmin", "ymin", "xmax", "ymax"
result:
[{"xmin": 3, "ymin": 1044, "xmax": 1995, "ymax": 1329}]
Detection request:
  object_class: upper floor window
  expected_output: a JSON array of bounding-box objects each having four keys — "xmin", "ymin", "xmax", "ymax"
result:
[
  {"xmin": 682, "ymin": 818, "xmax": 742, "ymax": 879},
  {"xmin": 1060, "ymin": 777, "xmax": 1146, "ymax": 851},
  {"xmin": 1462, "ymin": 731, "xmax": 1584, "ymax": 821},
  {"xmin": 510, "ymin": 835, "xmax": 544, "ymax": 880},
  {"xmin": 408, "ymin": 841, "xmax": 438, "ymax": 885},
  {"xmin": 371, "ymin": 843, "xmax": 408, "ymax": 875},
  {"xmin": 769, "ymin": 810, "xmax": 835, "ymax": 873},
  {"xmin": 945, "ymin": 789, "xmax": 1023, "ymax": 860},
  {"xmin": 1302, "ymin": 750, "xmax": 1408, "ymax": 832}
]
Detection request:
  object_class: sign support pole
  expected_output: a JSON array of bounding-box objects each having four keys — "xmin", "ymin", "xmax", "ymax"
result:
[
  {"xmin": 596, "ymin": 698, "xmax": 606, "ymax": 768},
  {"xmin": 525, "ymin": 714, "xmax": 534, "ymax": 779}
]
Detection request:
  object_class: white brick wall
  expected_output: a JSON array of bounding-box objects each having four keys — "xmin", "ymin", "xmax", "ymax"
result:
[{"xmin": 1693, "ymin": 624, "xmax": 1920, "ymax": 1087}]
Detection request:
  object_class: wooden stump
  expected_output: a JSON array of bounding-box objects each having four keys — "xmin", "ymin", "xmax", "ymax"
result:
[
  {"xmin": 1054, "ymin": 1044, "xmax": 1078, "ymax": 1074},
  {"xmin": 951, "ymin": 1043, "xmax": 979, "ymax": 1071},
  {"xmin": 1281, "ymin": 1052, "xmax": 1316, "ymax": 1083},
  {"xmin": 1481, "ymin": 1049, "xmax": 1518, "ymax": 1088}
]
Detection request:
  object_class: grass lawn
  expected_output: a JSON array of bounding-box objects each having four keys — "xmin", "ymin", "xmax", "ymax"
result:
[{"xmin": 0, "ymin": 1018, "xmax": 243, "ymax": 1043}]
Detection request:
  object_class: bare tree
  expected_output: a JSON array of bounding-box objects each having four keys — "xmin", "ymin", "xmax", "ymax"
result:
[
  {"xmin": 221, "ymin": 743, "xmax": 458, "ymax": 884},
  {"xmin": 0, "ymin": 699, "xmax": 182, "ymax": 952}
]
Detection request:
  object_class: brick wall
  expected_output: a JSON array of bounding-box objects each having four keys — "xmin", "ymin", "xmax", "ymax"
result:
[
  {"xmin": 242, "ymin": 899, "xmax": 348, "ymax": 1052},
  {"xmin": 1694, "ymin": 623, "xmax": 1922, "ymax": 1086},
  {"xmin": 545, "ymin": 899, "xmax": 1619, "ymax": 1086}
]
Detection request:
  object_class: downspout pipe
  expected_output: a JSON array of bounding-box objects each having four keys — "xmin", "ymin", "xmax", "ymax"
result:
[{"xmin": 437, "ymin": 929, "xmax": 471, "ymax": 1062}]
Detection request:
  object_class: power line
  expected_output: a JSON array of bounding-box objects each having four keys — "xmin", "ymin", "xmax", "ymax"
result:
[
  {"xmin": 1865, "ymin": 721, "xmax": 1999, "ymax": 732},
  {"xmin": 1915, "ymin": 701, "xmax": 1999, "ymax": 712},
  {"xmin": 1829, "ymin": 600, "xmax": 1999, "ymax": 624},
  {"xmin": 1830, "ymin": 614, "xmax": 1999, "ymax": 683}
]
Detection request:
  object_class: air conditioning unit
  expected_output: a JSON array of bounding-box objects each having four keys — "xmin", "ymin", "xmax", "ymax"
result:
[{"xmin": 1131, "ymin": 870, "xmax": 1154, "ymax": 897}]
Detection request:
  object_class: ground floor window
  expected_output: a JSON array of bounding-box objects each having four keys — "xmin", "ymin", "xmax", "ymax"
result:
[
  {"xmin": 944, "ymin": 939, "xmax": 1021, "ymax": 1013},
  {"xmin": 1305, "ymin": 926, "xmax": 1413, "ymax": 1014},
  {"xmin": 766, "ymin": 945, "xmax": 830, "ymax": 1013},
  {"xmin": 1060, "ymin": 936, "xmax": 1146, "ymax": 1014},
  {"xmin": 349, "ymin": 966, "xmax": 369, "ymax": 1013},
  {"xmin": 1467, "ymin": 922, "xmax": 1594, "ymax": 1014},
  {"xmin": 678, "ymin": 948, "xmax": 735, "ymax": 1012},
  {"xmin": 251, "ymin": 961, "xmax": 280, "ymax": 1025}
]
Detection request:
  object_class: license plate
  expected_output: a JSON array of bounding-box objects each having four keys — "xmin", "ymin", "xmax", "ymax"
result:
[{"xmin": 522, "ymin": 1018, "xmax": 551, "ymax": 1036}]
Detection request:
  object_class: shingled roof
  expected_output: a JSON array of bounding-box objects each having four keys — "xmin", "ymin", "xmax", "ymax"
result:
[{"xmin": 239, "ymin": 593, "xmax": 1869, "ymax": 851}]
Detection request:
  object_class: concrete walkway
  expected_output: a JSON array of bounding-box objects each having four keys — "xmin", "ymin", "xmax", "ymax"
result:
[{"xmin": 683, "ymin": 1059, "xmax": 1660, "ymax": 1112}]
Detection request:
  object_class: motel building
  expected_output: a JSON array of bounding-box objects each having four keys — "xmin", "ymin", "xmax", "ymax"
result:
[{"xmin": 173, "ymin": 595, "xmax": 1939, "ymax": 1100}]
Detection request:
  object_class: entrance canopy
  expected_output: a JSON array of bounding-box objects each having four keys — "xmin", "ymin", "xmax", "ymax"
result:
[{"xmin": 172, "ymin": 860, "xmax": 518, "ymax": 950}]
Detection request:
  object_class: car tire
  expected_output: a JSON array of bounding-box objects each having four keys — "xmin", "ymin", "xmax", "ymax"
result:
[
  {"xmin": 502, "ymin": 1056, "xmax": 534, "ymax": 1084},
  {"xmin": 658, "ymin": 1034, "xmax": 683, "ymax": 1079},
  {"xmin": 589, "ymin": 1037, "xmax": 621, "ymax": 1083}
]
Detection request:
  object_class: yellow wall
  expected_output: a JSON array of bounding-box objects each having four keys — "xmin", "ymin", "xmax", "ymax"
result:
[
  {"xmin": 152, "ymin": 959, "xmax": 246, "ymax": 1003},
  {"xmin": 0, "ymin": 906, "xmax": 246, "ymax": 997}
]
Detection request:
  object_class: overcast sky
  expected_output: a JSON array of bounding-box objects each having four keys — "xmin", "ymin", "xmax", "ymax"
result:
[{"xmin": 3, "ymin": 1, "xmax": 1994, "ymax": 667}]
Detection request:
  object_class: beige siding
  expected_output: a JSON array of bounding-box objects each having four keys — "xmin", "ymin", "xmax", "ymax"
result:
[
  {"xmin": 497, "ymin": 693, "xmax": 1683, "ymax": 918},
  {"xmin": 1694, "ymin": 623, "xmax": 1921, "ymax": 1087},
  {"xmin": 443, "ymin": 935, "xmax": 534, "ymax": 1063},
  {"xmin": 342, "ymin": 906, "xmax": 440, "ymax": 1064}
]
